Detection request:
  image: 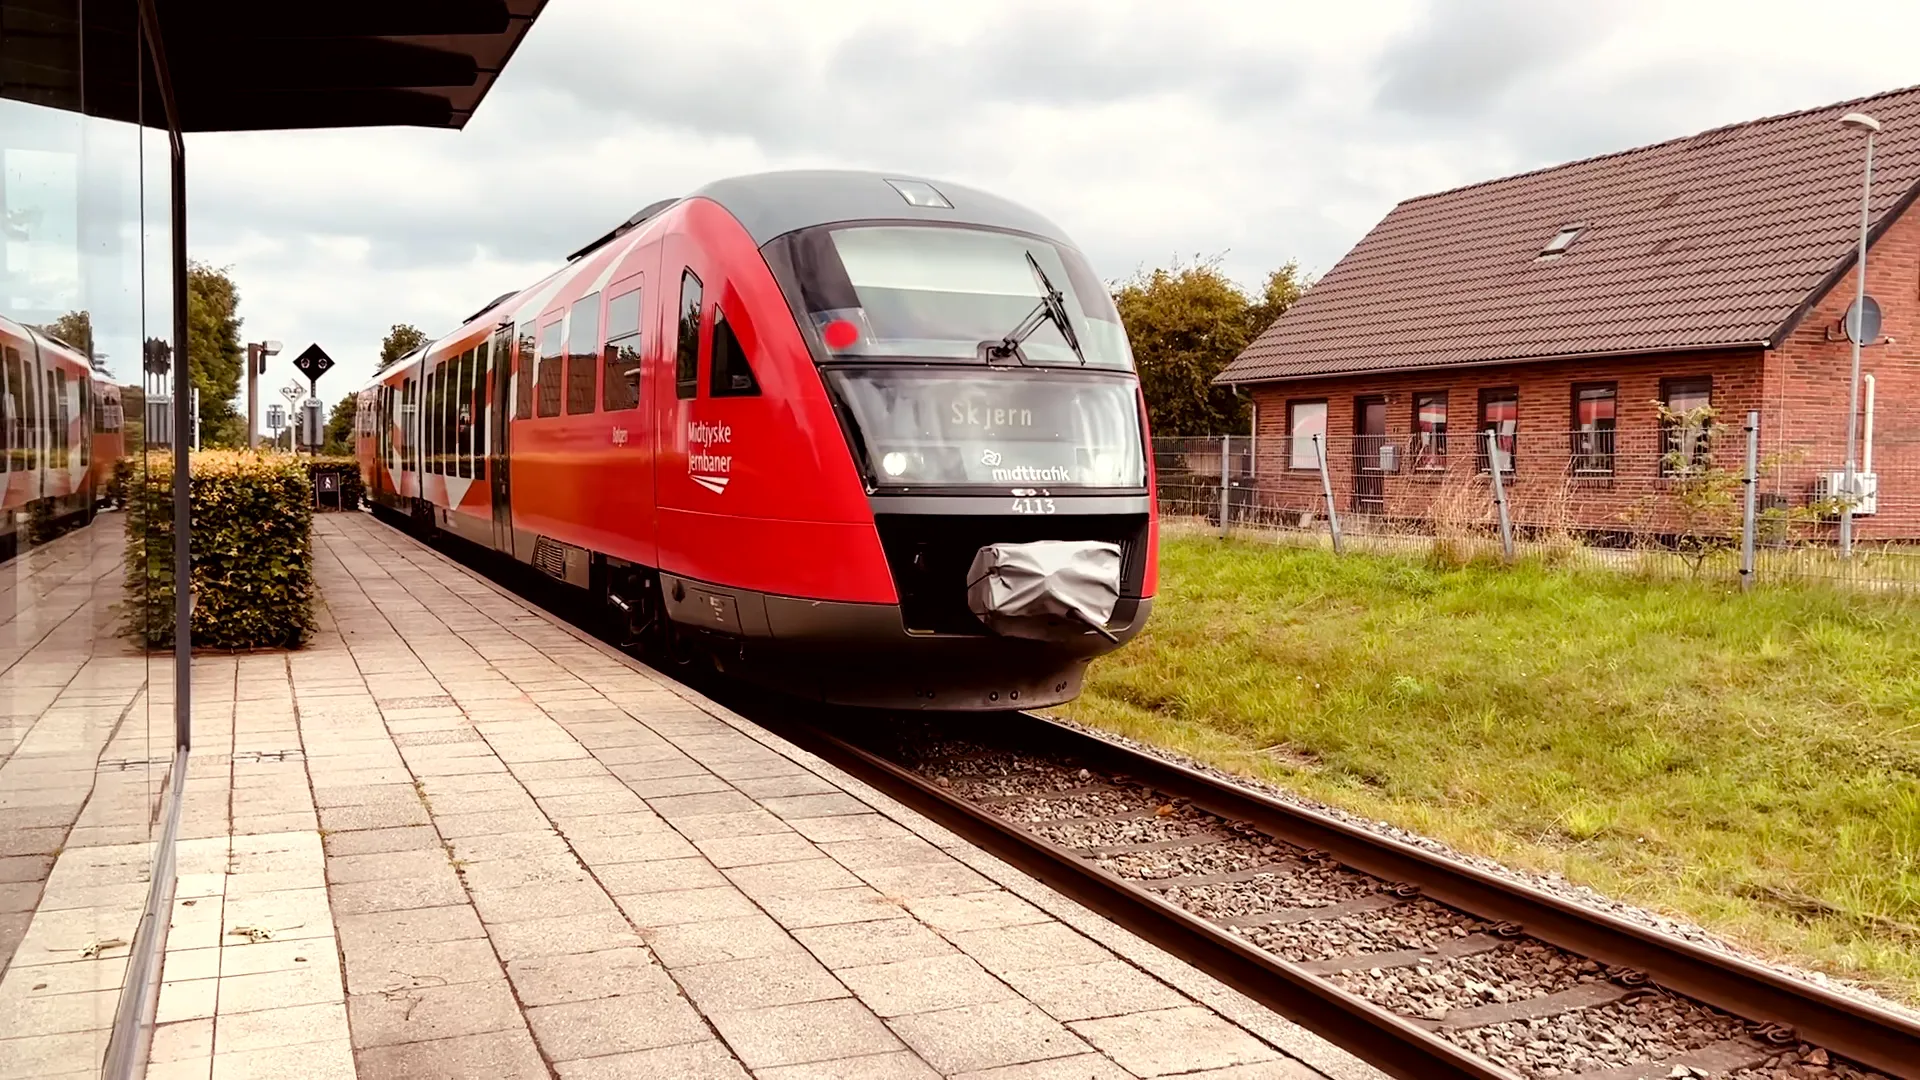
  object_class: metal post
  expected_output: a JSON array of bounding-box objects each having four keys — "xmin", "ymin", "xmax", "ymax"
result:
[
  {"xmin": 1486, "ymin": 429, "xmax": 1514, "ymax": 560},
  {"xmin": 1313, "ymin": 434, "xmax": 1343, "ymax": 554},
  {"xmin": 246, "ymin": 343, "xmax": 259, "ymax": 450},
  {"xmin": 1841, "ymin": 126, "xmax": 1874, "ymax": 559},
  {"xmin": 1218, "ymin": 434, "xmax": 1232, "ymax": 538},
  {"xmin": 190, "ymin": 387, "xmax": 200, "ymax": 451},
  {"xmin": 1740, "ymin": 411, "xmax": 1759, "ymax": 591}
]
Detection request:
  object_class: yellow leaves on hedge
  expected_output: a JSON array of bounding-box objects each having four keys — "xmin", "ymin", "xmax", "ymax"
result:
[{"xmin": 122, "ymin": 450, "xmax": 316, "ymax": 651}]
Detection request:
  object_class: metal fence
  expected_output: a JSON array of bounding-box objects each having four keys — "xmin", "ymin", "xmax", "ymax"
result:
[{"xmin": 1155, "ymin": 416, "xmax": 1920, "ymax": 589}]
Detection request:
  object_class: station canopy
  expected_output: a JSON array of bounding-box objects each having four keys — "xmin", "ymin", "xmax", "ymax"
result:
[{"xmin": 2, "ymin": 0, "xmax": 547, "ymax": 131}]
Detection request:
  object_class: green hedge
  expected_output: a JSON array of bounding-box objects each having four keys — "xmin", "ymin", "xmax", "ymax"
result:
[
  {"xmin": 304, "ymin": 456, "xmax": 365, "ymax": 511},
  {"xmin": 125, "ymin": 451, "xmax": 315, "ymax": 650}
]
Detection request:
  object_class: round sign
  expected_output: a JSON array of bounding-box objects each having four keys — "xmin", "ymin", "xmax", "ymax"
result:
[{"xmin": 1845, "ymin": 295, "xmax": 1882, "ymax": 344}]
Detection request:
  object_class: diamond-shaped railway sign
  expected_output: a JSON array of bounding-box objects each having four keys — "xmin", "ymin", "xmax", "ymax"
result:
[{"xmin": 292, "ymin": 343, "xmax": 335, "ymax": 384}]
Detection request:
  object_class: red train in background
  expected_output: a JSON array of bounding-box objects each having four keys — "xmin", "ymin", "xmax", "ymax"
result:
[
  {"xmin": 0, "ymin": 315, "xmax": 123, "ymax": 559},
  {"xmin": 355, "ymin": 171, "xmax": 1156, "ymax": 709}
]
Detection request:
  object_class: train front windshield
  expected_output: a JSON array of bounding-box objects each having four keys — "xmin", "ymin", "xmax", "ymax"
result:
[{"xmin": 773, "ymin": 223, "xmax": 1146, "ymax": 490}]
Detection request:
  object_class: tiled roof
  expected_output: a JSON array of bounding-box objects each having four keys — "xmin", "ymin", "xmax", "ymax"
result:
[{"xmin": 1217, "ymin": 84, "xmax": 1920, "ymax": 385}]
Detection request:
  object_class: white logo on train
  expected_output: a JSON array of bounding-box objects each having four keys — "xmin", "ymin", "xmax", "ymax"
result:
[{"xmin": 687, "ymin": 419, "xmax": 732, "ymax": 494}]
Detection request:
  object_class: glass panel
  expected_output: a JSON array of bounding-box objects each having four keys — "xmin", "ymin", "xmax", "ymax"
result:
[
  {"xmin": 709, "ymin": 311, "xmax": 759, "ymax": 398},
  {"xmin": 1413, "ymin": 392, "xmax": 1447, "ymax": 470},
  {"xmin": 603, "ymin": 290, "xmax": 641, "ymax": 412},
  {"xmin": 676, "ymin": 271, "xmax": 701, "ymax": 399},
  {"xmin": 826, "ymin": 368, "xmax": 1144, "ymax": 488},
  {"xmin": 785, "ymin": 224, "xmax": 1131, "ymax": 369},
  {"xmin": 1480, "ymin": 389, "xmax": 1518, "ymax": 471},
  {"xmin": 537, "ymin": 321, "xmax": 563, "ymax": 417},
  {"xmin": 1288, "ymin": 401, "xmax": 1326, "ymax": 470},
  {"xmin": 568, "ymin": 292, "xmax": 599, "ymax": 414},
  {"xmin": 1573, "ymin": 384, "xmax": 1616, "ymax": 475}
]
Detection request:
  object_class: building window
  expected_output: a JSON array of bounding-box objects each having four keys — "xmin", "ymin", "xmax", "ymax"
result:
[
  {"xmin": 1660, "ymin": 377, "xmax": 1712, "ymax": 475},
  {"xmin": 537, "ymin": 319, "xmax": 564, "ymax": 417},
  {"xmin": 567, "ymin": 292, "xmax": 601, "ymax": 415},
  {"xmin": 1478, "ymin": 387, "xmax": 1518, "ymax": 472},
  {"xmin": 603, "ymin": 288, "xmax": 642, "ymax": 411},
  {"xmin": 1412, "ymin": 391, "xmax": 1447, "ymax": 470},
  {"xmin": 676, "ymin": 270, "xmax": 703, "ymax": 400},
  {"xmin": 709, "ymin": 308, "xmax": 760, "ymax": 397},
  {"xmin": 1537, "ymin": 223, "xmax": 1586, "ymax": 259},
  {"xmin": 1287, "ymin": 399, "xmax": 1327, "ymax": 470},
  {"xmin": 1571, "ymin": 383, "xmax": 1616, "ymax": 476}
]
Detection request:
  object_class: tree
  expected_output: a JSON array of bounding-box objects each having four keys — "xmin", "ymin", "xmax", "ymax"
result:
[
  {"xmin": 323, "ymin": 394, "xmax": 357, "ymax": 455},
  {"xmin": 34, "ymin": 310, "xmax": 97, "ymax": 363},
  {"xmin": 187, "ymin": 263, "xmax": 245, "ymax": 447},
  {"xmin": 1112, "ymin": 256, "xmax": 1307, "ymax": 436},
  {"xmin": 380, "ymin": 324, "xmax": 430, "ymax": 368}
]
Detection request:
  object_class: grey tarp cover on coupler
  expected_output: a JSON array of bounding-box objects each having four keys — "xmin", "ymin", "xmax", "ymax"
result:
[{"xmin": 965, "ymin": 540, "xmax": 1122, "ymax": 642}]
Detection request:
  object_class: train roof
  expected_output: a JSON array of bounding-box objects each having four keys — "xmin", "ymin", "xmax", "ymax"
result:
[{"xmin": 689, "ymin": 170, "xmax": 1075, "ymax": 249}]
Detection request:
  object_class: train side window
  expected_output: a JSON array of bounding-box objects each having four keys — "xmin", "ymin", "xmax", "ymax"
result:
[
  {"xmin": 603, "ymin": 288, "xmax": 642, "ymax": 411},
  {"xmin": 474, "ymin": 337, "xmax": 490, "ymax": 465},
  {"xmin": 515, "ymin": 324, "xmax": 535, "ymax": 420},
  {"xmin": 708, "ymin": 308, "xmax": 759, "ymax": 398},
  {"xmin": 537, "ymin": 319, "xmax": 564, "ymax": 417},
  {"xmin": 76, "ymin": 377, "xmax": 88, "ymax": 467},
  {"xmin": 676, "ymin": 270, "xmax": 702, "ymax": 400},
  {"xmin": 425, "ymin": 369, "xmax": 439, "ymax": 473},
  {"xmin": 457, "ymin": 348, "xmax": 475, "ymax": 479},
  {"xmin": 21, "ymin": 354, "xmax": 37, "ymax": 471},
  {"xmin": 1, "ymin": 348, "xmax": 15, "ymax": 472},
  {"xmin": 567, "ymin": 292, "xmax": 601, "ymax": 415},
  {"xmin": 444, "ymin": 358, "xmax": 460, "ymax": 471}
]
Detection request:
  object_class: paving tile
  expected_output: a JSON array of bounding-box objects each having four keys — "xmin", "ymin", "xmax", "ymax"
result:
[
  {"xmin": 996, "ymin": 960, "xmax": 1189, "ymax": 1023},
  {"xmin": 568, "ymin": 832, "xmax": 701, "ymax": 865},
  {"xmin": 723, "ymin": 858, "xmax": 864, "ymax": 898},
  {"xmin": 326, "ymin": 872, "xmax": 467, "ymax": 916},
  {"xmin": 342, "ymin": 937, "xmax": 502, "ymax": 994},
  {"xmin": 0, "ymin": 1028, "xmax": 111, "ymax": 1079},
  {"xmin": 505, "ymin": 946, "xmax": 677, "ymax": 1007},
  {"xmin": 469, "ymin": 879, "xmax": 616, "ymax": 924},
  {"xmin": 756, "ymin": 887, "xmax": 910, "ymax": 930},
  {"xmin": 554, "ymin": 1040, "xmax": 749, "ymax": 1080},
  {"xmin": 851, "ymin": 860, "xmax": 996, "ymax": 899},
  {"xmin": 706, "ymin": 998, "xmax": 901, "ymax": 1070},
  {"xmin": 759, "ymin": 793, "xmax": 873, "ymax": 820},
  {"xmin": 643, "ymin": 913, "xmax": 806, "ymax": 968},
  {"xmin": 787, "ymin": 815, "xmax": 915, "ymax": 845},
  {"xmin": 347, "ymin": 977, "xmax": 523, "ymax": 1048},
  {"xmin": 3, "ymin": 986, "xmax": 122, "ymax": 1036},
  {"xmin": 594, "ymin": 858, "xmax": 728, "ymax": 896},
  {"xmin": 212, "ymin": 1001, "xmax": 349, "ymax": 1054},
  {"xmin": 221, "ymin": 887, "xmax": 333, "ymax": 942},
  {"xmin": 902, "ymin": 890, "xmax": 1051, "ymax": 934},
  {"xmin": 645, "ymin": 790, "xmax": 759, "ymax": 819},
  {"xmin": 1174, "ymin": 1064, "xmax": 1323, "ymax": 1079},
  {"xmin": 354, "ymin": 1028, "xmax": 582, "ymax": 1080},
  {"xmin": 321, "ymin": 824, "xmax": 442, "ymax": 858},
  {"xmin": 816, "ymin": 837, "xmax": 949, "ymax": 872},
  {"xmin": 730, "ymin": 774, "xmax": 843, "ymax": 800},
  {"xmin": 317, "ymin": 802, "xmax": 428, "ymax": 832},
  {"xmin": 208, "ymin": 1039, "xmax": 356, "ymax": 1080},
  {"xmin": 950, "ymin": 1054, "xmax": 1133, "ymax": 1080},
  {"xmin": 674, "ymin": 952, "xmax": 848, "ymax": 1012},
  {"xmin": 148, "ymin": 1018, "xmax": 213, "ymax": 1063},
  {"xmin": 888, "ymin": 1000, "xmax": 1089, "ymax": 1075},
  {"xmin": 219, "ymin": 938, "xmax": 334, "ymax": 978},
  {"xmin": 694, "ymin": 832, "xmax": 821, "ymax": 868},
  {"xmin": 615, "ymin": 885, "xmax": 759, "ymax": 928},
  {"xmin": 450, "ymin": 853, "xmax": 587, "ymax": 892},
  {"xmin": 949, "ymin": 923, "xmax": 1112, "ymax": 975},
  {"xmin": 620, "ymin": 773, "xmax": 734, "ymax": 799},
  {"xmin": 445, "ymin": 830, "xmax": 571, "ymax": 863},
  {"xmin": 488, "ymin": 910, "xmax": 641, "ymax": 962},
  {"xmin": 156, "ymin": 978, "xmax": 217, "ymax": 1023},
  {"xmin": 325, "ymin": 849, "xmax": 451, "ymax": 884},
  {"xmin": 524, "ymin": 992, "xmax": 709, "ymax": 1060},
  {"xmin": 215, "ymin": 963, "xmax": 343, "ymax": 1015},
  {"xmin": 757, "ymin": 1051, "xmax": 942, "ymax": 1080},
  {"xmin": 333, "ymin": 905, "xmax": 482, "ymax": 951},
  {"xmin": 837, "ymin": 952, "xmax": 1018, "ymax": 1018},
  {"xmin": 1068, "ymin": 1007, "xmax": 1279, "ymax": 1077},
  {"xmin": 793, "ymin": 918, "xmax": 955, "ymax": 971},
  {"xmin": 671, "ymin": 810, "xmax": 793, "ymax": 841}
]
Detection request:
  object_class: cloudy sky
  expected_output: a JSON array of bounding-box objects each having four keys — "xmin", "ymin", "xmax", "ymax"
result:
[{"xmin": 180, "ymin": 0, "xmax": 1920, "ymax": 422}]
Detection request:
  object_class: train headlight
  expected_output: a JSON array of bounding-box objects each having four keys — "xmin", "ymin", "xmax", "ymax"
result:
[{"xmin": 881, "ymin": 451, "xmax": 910, "ymax": 478}]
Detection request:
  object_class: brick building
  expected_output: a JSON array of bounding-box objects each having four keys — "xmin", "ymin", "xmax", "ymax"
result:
[{"xmin": 1214, "ymin": 85, "xmax": 1920, "ymax": 539}]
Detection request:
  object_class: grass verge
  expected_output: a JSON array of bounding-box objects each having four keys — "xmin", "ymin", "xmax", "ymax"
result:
[{"xmin": 1055, "ymin": 534, "xmax": 1920, "ymax": 1002}]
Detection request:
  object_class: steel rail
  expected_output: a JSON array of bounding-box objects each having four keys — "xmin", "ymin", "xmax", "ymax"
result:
[{"xmin": 779, "ymin": 710, "xmax": 1920, "ymax": 1080}]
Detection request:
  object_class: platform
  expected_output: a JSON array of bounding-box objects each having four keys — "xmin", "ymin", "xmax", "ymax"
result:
[{"xmin": 0, "ymin": 512, "xmax": 1380, "ymax": 1080}]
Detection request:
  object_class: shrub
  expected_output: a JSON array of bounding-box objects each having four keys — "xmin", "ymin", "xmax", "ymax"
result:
[
  {"xmin": 124, "ymin": 451, "xmax": 315, "ymax": 649},
  {"xmin": 109, "ymin": 457, "xmax": 134, "ymax": 507},
  {"xmin": 304, "ymin": 456, "xmax": 365, "ymax": 512}
]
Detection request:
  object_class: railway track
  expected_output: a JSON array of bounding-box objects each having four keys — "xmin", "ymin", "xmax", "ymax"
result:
[{"xmin": 763, "ymin": 709, "xmax": 1920, "ymax": 1080}]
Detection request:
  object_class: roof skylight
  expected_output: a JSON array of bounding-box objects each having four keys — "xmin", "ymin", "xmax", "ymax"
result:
[{"xmin": 1537, "ymin": 224, "xmax": 1587, "ymax": 259}]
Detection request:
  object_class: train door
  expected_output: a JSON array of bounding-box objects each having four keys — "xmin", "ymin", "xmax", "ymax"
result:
[{"xmin": 489, "ymin": 322, "xmax": 514, "ymax": 551}]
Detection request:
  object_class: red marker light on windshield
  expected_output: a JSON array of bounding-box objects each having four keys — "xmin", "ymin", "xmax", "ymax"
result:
[{"xmin": 822, "ymin": 319, "xmax": 859, "ymax": 350}]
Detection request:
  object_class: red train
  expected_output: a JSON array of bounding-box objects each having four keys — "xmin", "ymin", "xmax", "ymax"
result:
[
  {"xmin": 356, "ymin": 171, "xmax": 1156, "ymax": 709},
  {"xmin": 0, "ymin": 315, "xmax": 123, "ymax": 558}
]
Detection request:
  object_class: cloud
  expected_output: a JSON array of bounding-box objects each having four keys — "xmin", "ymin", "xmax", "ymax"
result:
[{"xmin": 131, "ymin": 0, "xmax": 1920, "ymax": 417}]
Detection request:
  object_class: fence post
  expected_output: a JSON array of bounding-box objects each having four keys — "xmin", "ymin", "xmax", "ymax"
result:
[
  {"xmin": 1486, "ymin": 429, "xmax": 1515, "ymax": 560},
  {"xmin": 1740, "ymin": 410, "xmax": 1759, "ymax": 591},
  {"xmin": 1313, "ymin": 434, "xmax": 1343, "ymax": 554},
  {"xmin": 1219, "ymin": 433, "xmax": 1232, "ymax": 539}
]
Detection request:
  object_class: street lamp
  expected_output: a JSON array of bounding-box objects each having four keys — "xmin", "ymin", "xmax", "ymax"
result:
[
  {"xmin": 1839, "ymin": 111, "xmax": 1880, "ymax": 559},
  {"xmin": 245, "ymin": 339, "xmax": 282, "ymax": 450}
]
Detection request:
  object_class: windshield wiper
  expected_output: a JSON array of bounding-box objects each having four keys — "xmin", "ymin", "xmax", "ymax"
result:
[{"xmin": 981, "ymin": 251, "xmax": 1086, "ymax": 366}]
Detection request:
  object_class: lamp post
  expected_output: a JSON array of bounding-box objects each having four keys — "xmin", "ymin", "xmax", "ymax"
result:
[
  {"xmin": 1839, "ymin": 111, "xmax": 1879, "ymax": 559},
  {"xmin": 245, "ymin": 339, "xmax": 282, "ymax": 449}
]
